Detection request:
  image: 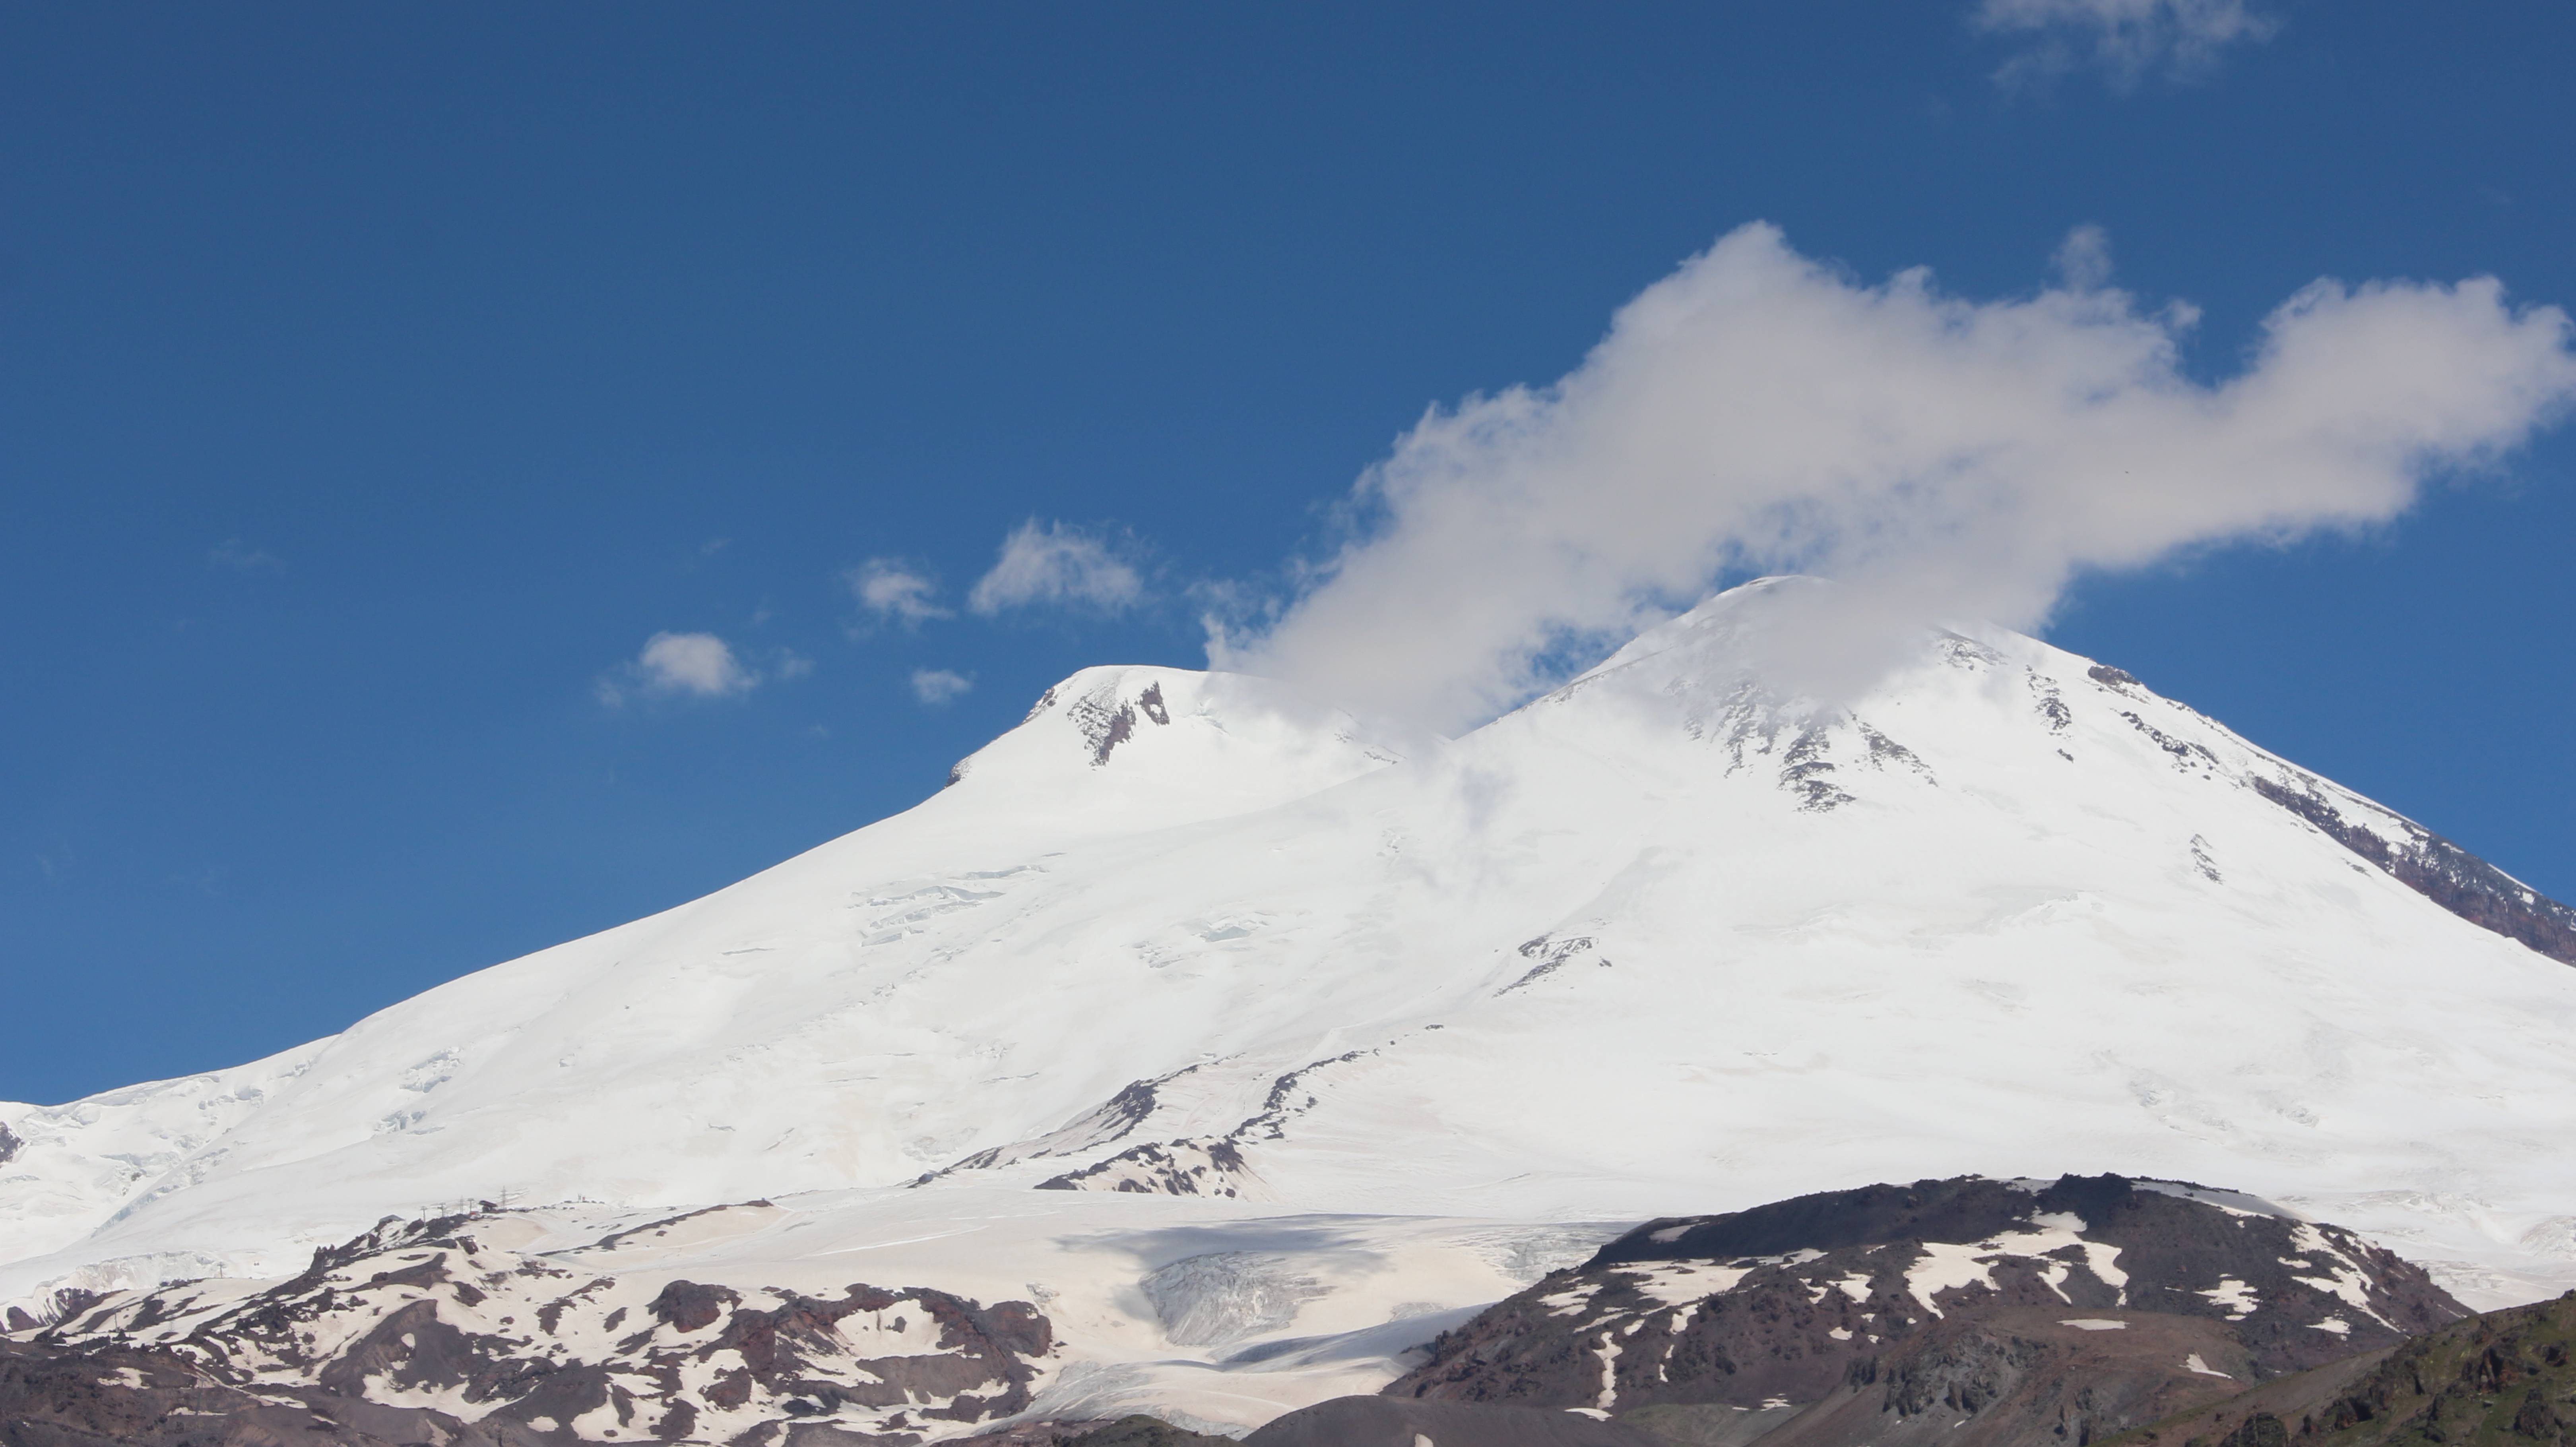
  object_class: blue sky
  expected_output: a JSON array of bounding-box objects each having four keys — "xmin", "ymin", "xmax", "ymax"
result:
[{"xmin": 6, "ymin": 2, "xmax": 2573, "ymax": 1105}]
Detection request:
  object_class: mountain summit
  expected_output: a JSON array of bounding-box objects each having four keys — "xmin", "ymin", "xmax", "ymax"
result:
[{"xmin": 7, "ymin": 580, "xmax": 2576, "ymax": 1425}]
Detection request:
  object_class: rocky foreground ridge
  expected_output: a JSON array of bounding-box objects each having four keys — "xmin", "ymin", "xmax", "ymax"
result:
[
  {"xmin": 1374, "ymin": 1175, "xmax": 2470, "ymax": 1447},
  {"xmin": 0, "ymin": 1174, "xmax": 2516, "ymax": 1447},
  {"xmin": 0, "ymin": 1210, "xmax": 1051, "ymax": 1445},
  {"xmin": 2104, "ymin": 1286, "xmax": 2576, "ymax": 1447}
]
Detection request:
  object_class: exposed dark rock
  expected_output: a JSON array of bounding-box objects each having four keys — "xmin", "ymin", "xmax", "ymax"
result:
[
  {"xmin": 43, "ymin": 1288, "xmax": 110, "ymax": 1331},
  {"xmin": 984, "ymin": 1300, "xmax": 1053, "ymax": 1358},
  {"xmin": 1092, "ymin": 705, "xmax": 1135, "ymax": 764},
  {"xmin": 0, "ymin": 1332, "xmax": 522, "ymax": 1446},
  {"xmin": 2089, "ymin": 665, "xmax": 2142, "ymax": 689},
  {"xmin": 1728, "ymin": 1309, "xmax": 2270, "ymax": 1447},
  {"xmin": 586, "ymin": 1197, "xmax": 773, "ymax": 1253},
  {"xmin": 1031, "ymin": 1050, "xmax": 1368, "ymax": 1197},
  {"xmin": 17, "ymin": 1211, "xmax": 1055, "ymax": 1444},
  {"xmin": 2216, "ymin": 1410, "xmax": 2287, "ymax": 1447},
  {"xmin": 2512, "ymin": 1386, "xmax": 2564, "ymax": 1441},
  {"xmin": 0, "ymin": 1121, "xmax": 21, "ymax": 1166},
  {"xmin": 2029, "ymin": 672, "xmax": 2073, "ymax": 734},
  {"xmin": 646, "ymin": 1278, "xmax": 738, "ymax": 1332},
  {"xmin": 2121, "ymin": 712, "xmax": 2221, "ymax": 772},
  {"xmin": 1859, "ymin": 724, "xmax": 1935, "ymax": 783},
  {"xmin": 2249, "ymin": 777, "xmax": 2576, "ymax": 967},
  {"xmin": 2101, "ymin": 1289, "xmax": 2576, "ymax": 1447},
  {"xmin": 1503, "ymin": 936, "xmax": 1606, "ymax": 994},
  {"xmin": 1244, "ymin": 1395, "xmax": 1663, "ymax": 1447},
  {"xmin": 920, "ymin": 1075, "xmax": 1179, "ymax": 1186},
  {"xmin": 1137, "ymin": 683, "xmax": 1170, "ymax": 726},
  {"xmin": 1034, "ymin": 1138, "xmax": 1254, "ymax": 1195},
  {"xmin": 1062, "ymin": 684, "xmax": 1149, "ymax": 766},
  {"xmin": 1070, "ymin": 1412, "xmax": 1236, "ymax": 1446},
  {"xmin": 1781, "ymin": 728, "xmax": 1855, "ymax": 812},
  {"xmin": 1391, "ymin": 1175, "xmax": 2464, "ymax": 1426}
]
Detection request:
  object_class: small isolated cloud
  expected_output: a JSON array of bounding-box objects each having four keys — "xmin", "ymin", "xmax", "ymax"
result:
[
  {"xmin": 2054, "ymin": 223, "xmax": 2115, "ymax": 291},
  {"xmin": 1973, "ymin": 0, "xmax": 2279, "ymax": 87},
  {"xmin": 847, "ymin": 558, "xmax": 952, "ymax": 626},
  {"xmin": 968, "ymin": 521, "xmax": 1144, "ymax": 616},
  {"xmin": 910, "ymin": 668, "xmax": 974, "ymax": 705},
  {"xmin": 1223, "ymin": 222, "xmax": 2576, "ymax": 732},
  {"xmin": 208, "ymin": 539, "xmax": 282, "ymax": 571},
  {"xmin": 774, "ymin": 649, "xmax": 815, "ymax": 680},
  {"xmin": 599, "ymin": 631, "xmax": 760, "ymax": 705}
]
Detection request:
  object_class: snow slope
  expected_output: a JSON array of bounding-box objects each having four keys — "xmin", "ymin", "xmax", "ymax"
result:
[{"xmin": 8, "ymin": 578, "xmax": 2576, "ymax": 1429}]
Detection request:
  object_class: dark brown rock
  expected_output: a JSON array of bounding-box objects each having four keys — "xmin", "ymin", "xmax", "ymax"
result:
[
  {"xmin": 2249, "ymin": 776, "xmax": 2576, "ymax": 966},
  {"xmin": 1391, "ymin": 1175, "xmax": 2465, "ymax": 1424},
  {"xmin": 1244, "ymin": 1395, "xmax": 1663, "ymax": 1447}
]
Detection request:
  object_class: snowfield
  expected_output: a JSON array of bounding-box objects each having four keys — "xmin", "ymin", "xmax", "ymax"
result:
[{"xmin": 7, "ymin": 577, "xmax": 2576, "ymax": 1433}]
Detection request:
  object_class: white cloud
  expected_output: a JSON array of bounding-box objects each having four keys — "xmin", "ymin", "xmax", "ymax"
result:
[
  {"xmin": 848, "ymin": 558, "xmax": 951, "ymax": 626},
  {"xmin": 910, "ymin": 668, "xmax": 974, "ymax": 705},
  {"xmin": 1221, "ymin": 223, "xmax": 2576, "ymax": 733},
  {"xmin": 600, "ymin": 631, "xmax": 760, "ymax": 705},
  {"xmin": 1974, "ymin": 0, "xmax": 2279, "ymax": 87},
  {"xmin": 208, "ymin": 539, "xmax": 282, "ymax": 571},
  {"xmin": 968, "ymin": 521, "xmax": 1144, "ymax": 615}
]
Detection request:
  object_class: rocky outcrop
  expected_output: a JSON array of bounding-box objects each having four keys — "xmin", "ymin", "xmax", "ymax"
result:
[
  {"xmin": 1065, "ymin": 678, "xmax": 1174, "ymax": 766},
  {"xmin": 1034, "ymin": 1139, "xmax": 1257, "ymax": 1196},
  {"xmin": 1743, "ymin": 1309, "xmax": 2270, "ymax": 1447},
  {"xmin": 1241, "ymin": 1395, "xmax": 1662, "ymax": 1447},
  {"xmin": 8, "ymin": 1211, "xmax": 1055, "ymax": 1445},
  {"xmin": 1387, "ymin": 1176, "xmax": 2466, "ymax": 1447},
  {"xmin": 2106, "ymin": 1288, "xmax": 2576, "ymax": 1447},
  {"xmin": 1027, "ymin": 1052, "xmax": 1367, "ymax": 1198},
  {"xmin": 0, "ymin": 1330, "xmax": 536, "ymax": 1445},
  {"xmin": 2248, "ymin": 776, "xmax": 2576, "ymax": 967}
]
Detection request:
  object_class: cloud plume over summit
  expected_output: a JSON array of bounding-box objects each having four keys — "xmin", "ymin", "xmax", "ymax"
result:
[{"xmin": 1222, "ymin": 223, "xmax": 2576, "ymax": 732}]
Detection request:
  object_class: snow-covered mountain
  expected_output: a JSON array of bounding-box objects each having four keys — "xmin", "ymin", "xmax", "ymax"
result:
[{"xmin": 8, "ymin": 577, "xmax": 2576, "ymax": 1433}]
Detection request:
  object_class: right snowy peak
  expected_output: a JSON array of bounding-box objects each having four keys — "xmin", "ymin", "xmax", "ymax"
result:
[{"xmin": 1484, "ymin": 575, "xmax": 2576, "ymax": 964}]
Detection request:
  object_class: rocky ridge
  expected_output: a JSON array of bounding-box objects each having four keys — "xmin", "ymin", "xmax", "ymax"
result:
[
  {"xmin": 4, "ymin": 1210, "xmax": 1052, "ymax": 1445},
  {"xmin": 2104, "ymin": 1287, "xmax": 2576, "ymax": 1447},
  {"xmin": 1389, "ymin": 1176, "xmax": 2468, "ymax": 1447}
]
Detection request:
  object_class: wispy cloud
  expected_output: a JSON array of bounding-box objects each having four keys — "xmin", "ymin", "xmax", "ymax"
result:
[
  {"xmin": 847, "ymin": 558, "xmax": 951, "ymax": 626},
  {"xmin": 1973, "ymin": 0, "xmax": 2280, "ymax": 88},
  {"xmin": 208, "ymin": 539, "xmax": 283, "ymax": 571},
  {"xmin": 910, "ymin": 668, "xmax": 974, "ymax": 706},
  {"xmin": 968, "ymin": 521, "xmax": 1143, "ymax": 616},
  {"xmin": 599, "ymin": 631, "xmax": 761, "ymax": 705},
  {"xmin": 1221, "ymin": 222, "xmax": 2576, "ymax": 732}
]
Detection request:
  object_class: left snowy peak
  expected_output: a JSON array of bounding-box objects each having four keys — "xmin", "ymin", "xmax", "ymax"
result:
[
  {"xmin": 933, "ymin": 665, "xmax": 1410, "ymax": 837},
  {"xmin": 0, "ymin": 663, "xmax": 1407, "ymax": 1294}
]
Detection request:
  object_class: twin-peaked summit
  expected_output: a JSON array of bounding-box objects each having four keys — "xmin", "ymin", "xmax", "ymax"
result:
[{"xmin": 7, "ymin": 579, "xmax": 2576, "ymax": 1323}]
